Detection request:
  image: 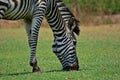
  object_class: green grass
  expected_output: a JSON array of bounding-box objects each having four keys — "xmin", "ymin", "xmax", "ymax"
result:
[{"xmin": 0, "ymin": 25, "xmax": 120, "ymax": 80}]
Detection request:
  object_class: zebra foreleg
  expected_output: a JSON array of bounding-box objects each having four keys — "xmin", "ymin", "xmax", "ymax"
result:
[
  {"xmin": 24, "ymin": 19, "xmax": 40, "ymax": 73},
  {"xmin": 28, "ymin": 1, "xmax": 47, "ymax": 72}
]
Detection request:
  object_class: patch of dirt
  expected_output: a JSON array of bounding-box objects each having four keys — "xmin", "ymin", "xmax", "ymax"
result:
[
  {"xmin": 0, "ymin": 18, "xmax": 49, "ymax": 28},
  {"xmin": 80, "ymin": 14, "xmax": 120, "ymax": 25},
  {"xmin": 0, "ymin": 14, "xmax": 120, "ymax": 28},
  {"xmin": 0, "ymin": 20, "xmax": 23, "ymax": 28}
]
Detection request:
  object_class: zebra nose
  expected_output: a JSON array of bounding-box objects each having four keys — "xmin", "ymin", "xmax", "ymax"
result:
[{"xmin": 62, "ymin": 58, "xmax": 79, "ymax": 71}]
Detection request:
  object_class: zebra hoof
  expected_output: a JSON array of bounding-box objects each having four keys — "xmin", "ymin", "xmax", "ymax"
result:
[{"xmin": 32, "ymin": 67, "xmax": 41, "ymax": 73}]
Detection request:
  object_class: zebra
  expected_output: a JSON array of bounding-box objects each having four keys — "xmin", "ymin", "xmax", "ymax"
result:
[{"xmin": 0, "ymin": 0, "xmax": 79, "ymax": 72}]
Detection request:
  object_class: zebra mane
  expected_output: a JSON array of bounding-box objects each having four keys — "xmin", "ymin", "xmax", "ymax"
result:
[
  {"xmin": 68, "ymin": 17, "xmax": 80, "ymax": 35},
  {"xmin": 55, "ymin": 0, "xmax": 80, "ymax": 35}
]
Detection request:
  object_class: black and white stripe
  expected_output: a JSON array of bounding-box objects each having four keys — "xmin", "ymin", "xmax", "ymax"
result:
[
  {"xmin": 56, "ymin": 0, "xmax": 80, "ymax": 35},
  {"xmin": 56, "ymin": 0, "xmax": 80, "ymax": 46},
  {"xmin": 0, "ymin": 0, "xmax": 79, "ymax": 72},
  {"xmin": 45, "ymin": 0, "xmax": 79, "ymax": 70}
]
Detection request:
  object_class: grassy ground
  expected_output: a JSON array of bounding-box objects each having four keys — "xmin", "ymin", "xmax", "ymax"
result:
[{"xmin": 0, "ymin": 24, "xmax": 120, "ymax": 80}]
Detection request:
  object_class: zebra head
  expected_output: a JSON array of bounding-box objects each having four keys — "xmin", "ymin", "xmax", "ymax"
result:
[
  {"xmin": 52, "ymin": 26, "xmax": 79, "ymax": 71},
  {"xmin": 63, "ymin": 19, "xmax": 79, "ymax": 71},
  {"xmin": 46, "ymin": 0, "xmax": 79, "ymax": 71}
]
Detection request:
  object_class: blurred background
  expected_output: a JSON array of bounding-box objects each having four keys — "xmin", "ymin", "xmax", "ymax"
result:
[{"xmin": 0, "ymin": 0, "xmax": 120, "ymax": 28}]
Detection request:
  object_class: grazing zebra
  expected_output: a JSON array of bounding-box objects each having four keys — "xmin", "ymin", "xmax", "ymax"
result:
[{"xmin": 0, "ymin": 0, "xmax": 79, "ymax": 72}]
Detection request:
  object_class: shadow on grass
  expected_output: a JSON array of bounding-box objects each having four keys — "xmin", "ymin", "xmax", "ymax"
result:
[
  {"xmin": 0, "ymin": 72, "xmax": 32, "ymax": 77},
  {"xmin": 44, "ymin": 68, "xmax": 90, "ymax": 73},
  {"xmin": 0, "ymin": 68, "xmax": 92, "ymax": 77},
  {"xmin": 45, "ymin": 67, "xmax": 95, "ymax": 73},
  {"xmin": 45, "ymin": 69, "xmax": 64, "ymax": 73}
]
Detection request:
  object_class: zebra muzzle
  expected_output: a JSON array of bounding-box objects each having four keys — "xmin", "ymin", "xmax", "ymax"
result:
[{"xmin": 62, "ymin": 58, "xmax": 79, "ymax": 71}]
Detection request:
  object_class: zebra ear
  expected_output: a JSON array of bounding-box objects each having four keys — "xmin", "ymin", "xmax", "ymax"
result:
[
  {"xmin": 73, "ymin": 19, "xmax": 80, "ymax": 35},
  {"xmin": 68, "ymin": 17, "xmax": 74, "ymax": 30},
  {"xmin": 68, "ymin": 17, "xmax": 80, "ymax": 36}
]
